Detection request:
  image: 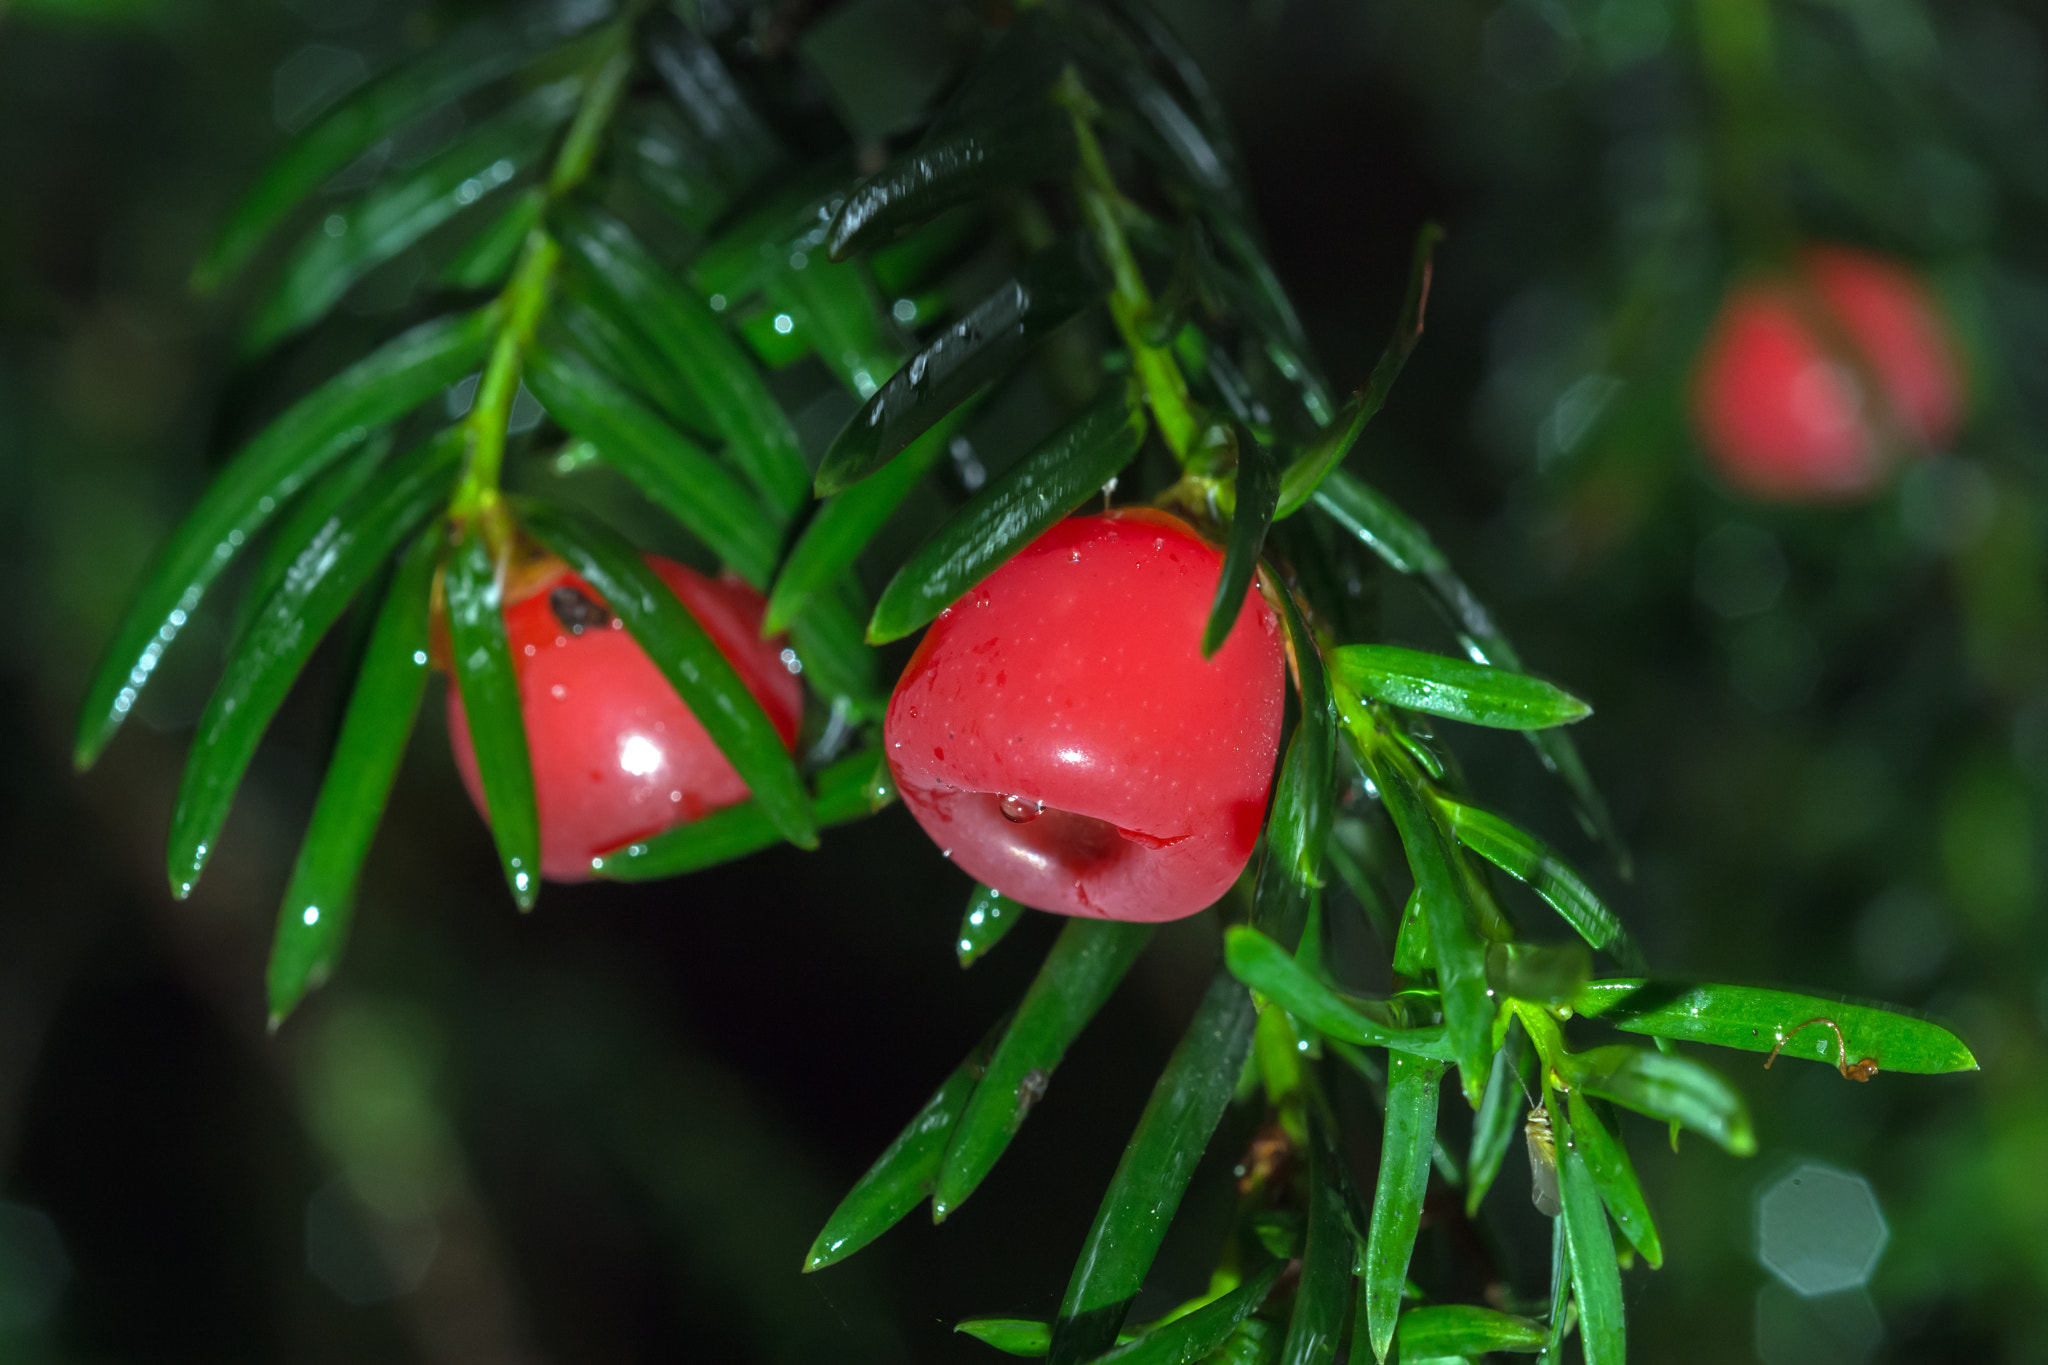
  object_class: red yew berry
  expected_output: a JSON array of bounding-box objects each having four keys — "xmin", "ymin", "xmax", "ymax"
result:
[
  {"xmin": 446, "ymin": 552, "xmax": 802, "ymax": 882},
  {"xmin": 884, "ymin": 510, "xmax": 1286, "ymax": 923},
  {"xmin": 1690, "ymin": 245, "xmax": 1962, "ymax": 501}
]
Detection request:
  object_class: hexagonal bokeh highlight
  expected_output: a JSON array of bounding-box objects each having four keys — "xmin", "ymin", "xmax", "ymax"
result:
[{"xmin": 1755, "ymin": 1162, "xmax": 1888, "ymax": 1296}]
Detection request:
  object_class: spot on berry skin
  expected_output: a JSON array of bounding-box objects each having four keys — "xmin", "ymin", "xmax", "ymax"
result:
[
  {"xmin": 550, "ymin": 585, "xmax": 609, "ymax": 635},
  {"xmin": 934, "ymin": 746, "xmax": 945, "ymax": 759}
]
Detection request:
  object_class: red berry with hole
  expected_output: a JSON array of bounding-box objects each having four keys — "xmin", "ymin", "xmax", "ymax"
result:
[
  {"xmin": 884, "ymin": 510, "xmax": 1286, "ymax": 923},
  {"xmin": 445, "ymin": 553, "xmax": 802, "ymax": 882},
  {"xmin": 1690, "ymin": 245, "xmax": 1962, "ymax": 501}
]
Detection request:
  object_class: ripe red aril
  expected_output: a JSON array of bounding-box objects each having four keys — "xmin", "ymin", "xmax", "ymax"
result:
[
  {"xmin": 884, "ymin": 510, "xmax": 1286, "ymax": 923},
  {"xmin": 445, "ymin": 551, "xmax": 802, "ymax": 881},
  {"xmin": 1690, "ymin": 245, "xmax": 1962, "ymax": 501}
]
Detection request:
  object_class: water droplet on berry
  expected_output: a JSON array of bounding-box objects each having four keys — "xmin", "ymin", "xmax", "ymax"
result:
[
  {"xmin": 999, "ymin": 794, "xmax": 1044, "ymax": 824},
  {"xmin": 550, "ymin": 684, "xmax": 567, "ymax": 700},
  {"xmin": 1069, "ymin": 551, "xmax": 1081, "ymax": 563}
]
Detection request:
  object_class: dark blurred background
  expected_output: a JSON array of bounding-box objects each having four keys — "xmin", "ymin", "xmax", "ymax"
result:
[{"xmin": 4, "ymin": 0, "xmax": 2046, "ymax": 1360}]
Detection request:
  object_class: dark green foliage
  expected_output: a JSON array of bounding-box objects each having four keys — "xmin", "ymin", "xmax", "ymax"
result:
[
  {"xmin": 266, "ymin": 526, "xmax": 439, "ymax": 1023},
  {"xmin": 815, "ymin": 234, "xmax": 1106, "ymax": 495},
  {"xmin": 1049, "ymin": 969, "xmax": 1255, "ymax": 1362},
  {"xmin": 1088, "ymin": 1262, "xmax": 1283, "ymax": 1365},
  {"xmin": 804, "ymin": 1017, "xmax": 1007, "ymax": 1273},
  {"xmin": 444, "ymin": 520, "xmax": 541, "ymax": 910},
  {"xmin": 1575, "ymin": 979, "xmax": 1979, "ymax": 1074},
  {"xmin": 1362, "ymin": 1054, "xmax": 1445, "ymax": 1362},
  {"xmin": 166, "ymin": 431, "xmax": 461, "ymax": 900},
  {"xmin": 74, "ymin": 308, "xmax": 493, "ymax": 769},
  {"xmin": 934, "ymin": 919, "xmax": 1154, "ymax": 1219},
  {"xmin": 869, "ymin": 381, "xmax": 1144, "ymax": 643},
  {"xmin": 1395, "ymin": 1304, "xmax": 1547, "ymax": 1358},
  {"xmin": 1558, "ymin": 1120, "xmax": 1625, "ymax": 1365},
  {"xmin": 957, "ymin": 884, "xmax": 1029, "ymax": 968},
  {"xmin": 1277, "ymin": 1132, "xmax": 1351, "ymax": 1365},
  {"xmin": 1202, "ymin": 432, "xmax": 1277, "ymax": 656},
  {"xmin": 70, "ymin": 0, "xmax": 1986, "ymax": 1355}
]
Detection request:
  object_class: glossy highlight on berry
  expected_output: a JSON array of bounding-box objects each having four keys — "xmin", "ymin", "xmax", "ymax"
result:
[{"xmin": 446, "ymin": 551, "xmax": 802, "ymax": 882}]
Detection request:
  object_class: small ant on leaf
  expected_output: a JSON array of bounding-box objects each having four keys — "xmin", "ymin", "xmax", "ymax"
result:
[{"xmin": 1763, "ymin": 1017, "xmax": 1879, "ymax": 1082}]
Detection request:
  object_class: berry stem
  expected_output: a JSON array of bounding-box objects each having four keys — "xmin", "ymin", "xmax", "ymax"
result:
[
  {"xmin": 1059, "ymin": 68, "xmax": 1201, "ymax": 466},
  {"xmin": 450, "ymin": 230, "xmax": 559, "ymax": 545},
  {"xmin": 448, "ymin": 25, "xmax": 638, "ymax": 546}
]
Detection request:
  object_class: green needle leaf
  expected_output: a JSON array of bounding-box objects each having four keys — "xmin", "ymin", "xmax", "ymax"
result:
[
  {"xmin": 959, "ymin": 884, "xmax": 1028, "ymax": 969},
  {"xmin": 1362, "ymin": 745, "xmax": 1494, "ymax": 1104},
  {"xmin": 956, "ymin": 1319, "xmax": 1056, "ymax": 1357},
  {"xmin": 1266, "ymin": 582, "xmax": 1336, "ymax": 890},
  {"xmin": 786, "ymin": 584, "xmax": 885, "ymax": 721},
  {"xmin": 1222, "ymin": 926, "xmax": 1453, "ymax": 1059},
  {"xmin": 766, "ymin": 410, "xmax": 968, "ymax": 635},
  {"xmin": 1441, "ymin": 801, "xmax": 1642, "ymax": 970},
  {"xmin": 1202, "ymin": 433, "xmax": 1278, "ymax": 657},
  {"xmin": 619, "ymin": 101, "xmax": 733, "ymax": 237},
  {"xmin": 1085, "ymin": 1261, "xmax": 1283, "ymax": 1365},
  {"xmin": 227, "ymin": 429, "xmax": 394, "ymax": 646},
  {"xmin": 267, "ymin": 524, "xmax": 438, "ymax": 1024},
  {"xmin": 643, "ymin": 13, "xmax": 787, "ymax": 190},
  {"xmin": 1310, "ymin": 470, "xmax": 1448, "ymax": 576},
  {"xmin": 440, "ymin": 185, "xmax": 546, "ymax": 290},
  {"xmin": 1572, "ymin": 978, "xmax": 1979, "ymax": 1075},
  {"xmin": 686, "ymin": 171, "xmax": 907, "ymax": 390},
  {"xmin": 1312, "ymin": 468, "xmax": 1625, "ymax": 872},
  {"xmin": 796, "ymin": 591, "xmax": 886, "ymax": 717},
  {"xmin": 524, "ymin": 347, "xmax": 779, "ymax": 586},
  {"xmin": 166, "ymin": 431, "xmax": 461, "ymax": 901},
  {"xmin": 517, "ymin": 498, "xmax": 816, "ymax": 851},
  {"xmin": 1557, "ymin": 1115, "xmax": 1625, "ymax": 1365},
  {"xmin": 588, "ymin": 749, "xmax": 879, "ymax": 881},
  {"xmin": 76, "ymin": 308, "xmax": 495, "ymax": 770},
  {"xmin": 1363, "ymin": 1052, "xmax": 1446, "ymax": 1363},
  {"xmin": 1333, "ymin": 645, "xmax": 1591, "ymax": 731},
  {"xmin": 1466, "ymin": 1026, "xmax": 1531, "ymax": 1217},
  {"xmin": 190, "ymin": 1, "xmax": 610, "ymax": 292},
  {"xmin": 827, "ymin": 105, "xmax": 1080, "ymax": 260},
  {"xmin": 1048, "ymin": 968, "xmax": 1257, "ymax": 1363},
  {"xmin": 767, "ymin": 254, "xmax": 906, "ymax": 398},
  {"xmin": 245, "ymin": 78, "xmax": 580, "ymax": 352},
  {"xmin": 445, "ymin": 517, "xmax": 540, "ymax": 909},
  {"xmin": 1395, "ymin": 1304, "xmax": 1548, "ymax": 1358},
  {"xmin": 1485, "ymin": 942, "xmax": 1593, "ymax": 1006},
  {"xmin": 867, "ymin": 381, "xmax": 1144, "ymax": 643},
  {"xmin": 805, "ymin": 1016, "xmax": 1007, "ymax": 1272},
  {"xmin": 815, "ymin": 234, "xmax": 1106, "ymax": 496},
  {"xmin": 1562, "ymin": 1045, "xmax": 1755, "ymax": 1155},
  {"xmin": 867, "ymin": 204, "xmax": 983, "ymax": 298},
  {"xmin": 557, "ymin": 206, "xmax": 810, "ymax": 518},
  {"xmin": 1279, "ymin": 1129, "xmax": 1353, "ymax": 1365},
  {"xmin": 548, "ymin": 284, "xmax": 719, "ymax": 440},
  {"xmin": 1274, "ymin": 223, "xmax": 1441, "ymax": 519},
  {"xmin": 934, "ymin": 919, "xmax": 1155, "ymax": 1219},
  {"xmin": 1565, "ymin": 1091, "xmax": 1661, "ymax": 1269}
]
